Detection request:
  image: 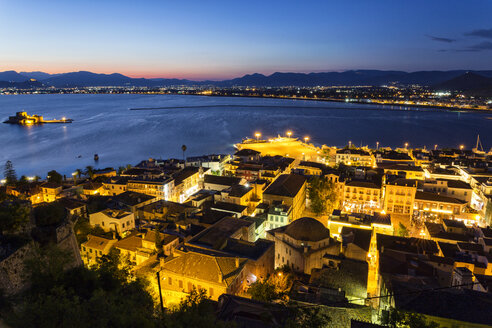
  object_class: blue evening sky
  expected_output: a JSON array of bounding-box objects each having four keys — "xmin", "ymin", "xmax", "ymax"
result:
[{"xmin": 0, "ymin": 0, "xmax": 491, "ymax": 79}]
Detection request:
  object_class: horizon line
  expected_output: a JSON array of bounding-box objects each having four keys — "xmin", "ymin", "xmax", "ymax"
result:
[{"xmin": 2, "ymin": 68, "xmax": 491, "ymax": 82}]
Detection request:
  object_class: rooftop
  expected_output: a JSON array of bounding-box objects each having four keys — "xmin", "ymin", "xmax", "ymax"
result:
[
  {"xmin": 415, "ymin": 191, "xmax": 467, "ymax": 205},
  {"xmin": 263, "ymin": 174, "xmax": 306, "ymax": 197}
]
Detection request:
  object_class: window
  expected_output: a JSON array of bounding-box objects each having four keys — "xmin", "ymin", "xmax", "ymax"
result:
[
  {"xmin": 209, "ymin": 288, "xmax": 214, "ymax": 297},
  {"xmin": 168, "ymin": 277, "xmax": 172, "ymax": 285},
  {"xmin": 82, "ymin": 246, "xmax": 86, "ymax": 251},
  {"xmin": 179, "ymin": 280, "xmax": 183, "ymax": 288}
]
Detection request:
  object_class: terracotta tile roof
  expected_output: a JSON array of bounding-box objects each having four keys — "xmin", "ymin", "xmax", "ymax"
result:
[{"xmin": 161, "ymin": 251, "xmax": 247, "ymax": 286}]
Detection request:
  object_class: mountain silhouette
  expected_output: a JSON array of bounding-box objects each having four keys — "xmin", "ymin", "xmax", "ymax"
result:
[{"xmin": 2, "ymin": 69, "xmax": 492, "ymax": 89}]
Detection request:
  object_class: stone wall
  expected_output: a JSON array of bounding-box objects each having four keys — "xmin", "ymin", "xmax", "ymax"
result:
[{"xmin": 0, "ymin": 242, "xmax": 34, "ymax": 296}]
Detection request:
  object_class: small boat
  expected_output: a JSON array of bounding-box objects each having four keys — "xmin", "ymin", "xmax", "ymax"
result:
[
  {"xmin": 473, "ymin": 135, "xmax": 486, "ymax": 155},
  {"xmin": 94, "ymin": 154, "xmax": 99, "ymax": 161}
]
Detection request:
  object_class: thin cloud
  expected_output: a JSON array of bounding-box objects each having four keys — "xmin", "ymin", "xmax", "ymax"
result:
[
  {"xmin": 464, "ymin": 28, "xmax": 492, "ymax": 39},
  {"xmin": 427, "ymin": 35, "xmax": 456, "ymax": 43},
  {"xmin": 454, "ymin": 41, "xmax": 492, "ymax": 52}
]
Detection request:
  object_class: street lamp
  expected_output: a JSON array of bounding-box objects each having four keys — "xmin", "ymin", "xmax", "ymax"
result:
[
  {"xmin": 460, "ymin": 145, "xmax": 464, "ymax": 151},
  {"xmin": 376, "ymin": 141, "xmax": 379, "ymax": 150},
  {"xmin": 404, "ymin": 142, "xmax": 409, "ymax": 149},
  {"xmin": 286, "ymin": 131, "xmax": 292, "ymax": 138},
  {"xmin": 348, "ymin": 140, "xmax": 352, "ymax": 148},
  {"xmin": 304, "ymin": 136, "xmax": 309, "ymax": 143},
  {"xmin": 434, "ymin": 144, "xmax": 438, "ymax": 150},
  {"xmin": 255, "ymin": 132, "xmax": 261, "ymax": 140}
]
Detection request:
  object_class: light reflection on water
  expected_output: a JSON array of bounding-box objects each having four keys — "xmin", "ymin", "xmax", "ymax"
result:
[{"xmin": 0, "ymin": 94, "xmax": 490, "ymax": 177}]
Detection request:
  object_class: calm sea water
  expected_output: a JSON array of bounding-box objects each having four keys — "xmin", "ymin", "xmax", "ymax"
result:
[{"xmin": 0, "ymin": 94, "xmax": 490, "ymax": 177}]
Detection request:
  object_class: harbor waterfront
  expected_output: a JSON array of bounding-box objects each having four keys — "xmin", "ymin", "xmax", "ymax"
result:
[{"xmin": 0, "ymin": 93, "xmax": 491, "ymax": 177}]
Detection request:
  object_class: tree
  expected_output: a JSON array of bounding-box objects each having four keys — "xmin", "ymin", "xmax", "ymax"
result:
[
  {"xmin": 249, "ymin": 279, "xmax": 279, "ymax": 302},
  {"xmin": 85, "ymin": 166, "xmax": 94, "ymax": 179},
  {"xmin": 164, "ymin": 288, "xmax": 233, "ymax": 328},
  {"xmin": 286, "ymin": 304, "xmax": 330, "ymax": 328},
  {"xmin": 397, "ymin": 222, "xmax": 409, "ymax": 237},
  {"xmin": 382, "ymin": 307, "xmax": 440, "ymax": 328},
  {"xmin": 181, "ymin": 145, "xmax": 187, "ymax": 162},
  {"xmin": 0, "ymin": 199, "xmax": 30, "ymax": 233},
  {"xmin": 4, "ymin": 160, "xmax": 17, "ymax": 185},
  {"xmin": 73, "ymin": 169, "xmax": 82, "ymax": 185},
  {"xmin": 33, "ymin": 202, "xmax": 66, "ymax": 227},
  {"xmin": 308, "ymin": 176, "xmax": 338, "ymax": 217},
  {"xmin": 47, "ymin": 170, "xmax": 62, "ymax": 184},
  {"xmin": 4, "ymin": 249, "xmax": 156, "ymax": 328}
]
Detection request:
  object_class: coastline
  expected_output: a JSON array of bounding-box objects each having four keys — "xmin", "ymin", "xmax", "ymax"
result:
[{"xmin": 128, "ymin": 93, "xmax": 492, "ymax": 113}]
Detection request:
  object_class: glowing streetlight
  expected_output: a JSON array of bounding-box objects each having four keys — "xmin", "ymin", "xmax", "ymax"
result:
[
  {"xmin": 434, "ymin": 144, "xmax": 438, "ymax": 150},
  {"xmin": 254, "ymin": 132, "xmax": 261, "ymax": 140},
  {"xmin": 304, "ymin": 136, "xmax": 309, "ymax": 143},
  {"xmin": 460, "ymin": 145, "xmax": 464, "ymax": 151},
  {"xmin": 376, "ymin": 141, "xmax": 379, "ymax": 150},
  {"xmin": 348, "ymin": 140, "xmax": 352, "ymax": 148},
  {"xmin": 286, "ymin": 131, "xmax": 292, "ymax": 138},
  {"xmin": 404, "ymin": 142, "xmax": 409, "ymax": 149}
]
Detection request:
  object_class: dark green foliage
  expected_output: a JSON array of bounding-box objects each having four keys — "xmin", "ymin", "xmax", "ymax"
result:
[
  {"xmin": 74, "ymin": 216, "xmax": 110, "ymax": 245},
  {"xmin": 286, "ymin": 304, "xmax": 331, "ymax": 328},
  {"xmin": 397, "ymin": 222, "xmax": 409, "ymax": 237},
  {"xmin": 85, "ymin": 166, "xmax": 94, "ymax": 179},
  {"xmin": 4, "ymin": 248, "xmax": 156, "ymax": 328},
  {"xmin": 4, "ymin": 160, "xmax": 17, "ymax": 185},
  {"xmin": 33, "ymin": 202, "xmax": 66, "ymax": 227},
  {"xmin": 382, "ymin": 307, "xmax": 440, "ymax": 328},
  {"xmin": 248, "ymin": 279, "xmax": 280, "ymax": 302},
  {"xmin": 0, "ymin": 199, "xmax": 30, "ymax": 233},
  {"xmin": 308, "ymin": 176, "xmax": 338, "ymax": 216},
  {"xmin": 47, "ymin": 170, "xmax": 63, "ymax": 184},
  {"xmin": 164, "ymin": 288, "xmax": 234, "ymax": 328}
]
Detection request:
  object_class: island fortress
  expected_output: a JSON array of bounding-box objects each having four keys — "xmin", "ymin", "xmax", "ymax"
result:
[{"xmin": 4, "ymin": 111, "xmax": 72, "ymax": 125}]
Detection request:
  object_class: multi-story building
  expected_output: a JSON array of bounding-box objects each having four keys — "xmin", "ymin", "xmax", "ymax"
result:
[
  {"xmin": 172, "ymin": 167, "xmax": 201, "ymax": 203},
  {"xmin": 266, "ymin": 201, "xmax": 292, "ymax": 230},
  {"xmin": 382, "ymin": 164, "xmax": 425, "ymax": 180},
  {"xmin": 343, "ymin": 180, "xmax": 382, "ymax": 214},
  {"xmin": 423, "ymin": 179, "xmax": 473, "ymax": 203},
  {"xmin": 89, "ymin": 209, "xmax": 135, "ymax": 235},
  {"xmin": 414, "ymin": 191, "xmax": 467, "ymax": 218},
  {"xmin": 335, "ymin": 149, "xmax": 374, "ymax": 167},
  {"xmin": 263, "ymin": 174, "xmax": 307, "ymax": 221},
  {"xmin": 383, "ymin": 178, "xmax": 417, "ymax": 216},
  {"xmin": 40, "ymin": 182, "xmax": 62, "ymax": 203},
  {"xmin": 186, "ymin": 154, "xmax": 230, "ymax": 175},
  {"xmin": 80, "ymin": 235, "xmax": 117, "ymax": 266},
  {"xmin": 127, "ymin": 177, "xmax": 174, "ymax": 200}
]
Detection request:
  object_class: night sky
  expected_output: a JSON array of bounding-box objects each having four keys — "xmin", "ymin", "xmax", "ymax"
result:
[{"xmin": 1, "ymin": 0, "xmax": 491, "ymax": 80}]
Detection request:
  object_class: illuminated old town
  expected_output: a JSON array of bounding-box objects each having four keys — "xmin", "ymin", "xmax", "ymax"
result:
[{"xmin": 1, "ymin": 131, "xmax": 492, "ymax": 327}]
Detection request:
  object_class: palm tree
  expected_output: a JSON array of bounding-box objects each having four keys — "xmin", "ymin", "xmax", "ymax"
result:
[
  {"xmin": 73, "ymin": 169, "xmax": 83, "ymax": 185},
  {"xmin": 181, "ymin": 145, "xmax": 187, "ymax": 162},
  {"xmin": 85, "ymin": 166, "xmax": 94, "ymax": 179}
]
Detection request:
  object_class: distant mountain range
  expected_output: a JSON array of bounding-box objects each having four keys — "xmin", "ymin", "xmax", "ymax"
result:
[{"xmin": 1, "ymin": 69, "xmax": 492, "ymax": 94}]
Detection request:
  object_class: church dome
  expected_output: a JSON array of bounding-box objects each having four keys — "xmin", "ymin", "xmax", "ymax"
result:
[{"xmin": 284, "ymin": 217, "xmax": 331, "ymax": 242}]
